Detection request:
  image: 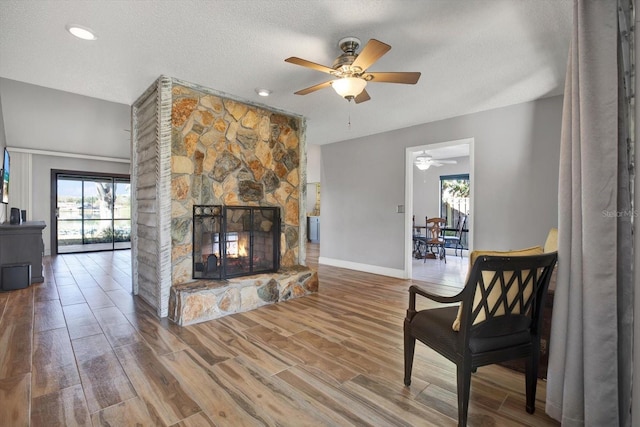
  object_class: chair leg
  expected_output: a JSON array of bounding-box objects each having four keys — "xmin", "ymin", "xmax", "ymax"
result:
[
  {"xmin": 403, "ymin": 321, "xmax": 416, "ymax": 386},
  {"xmin": 525, "ymin": 349, "xmax": 540, "ymax": 414},
  {"xmin": 456, "ymin": 363, "xmax": 472, "ymax": 427}
]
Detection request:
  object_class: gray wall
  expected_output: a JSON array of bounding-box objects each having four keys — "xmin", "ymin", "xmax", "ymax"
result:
[
  {"xmin": 320, "ymin": 95, "xmax": 562, "ymax": 271},
  {"xmin": 0, "ymin": 78, "xmax": 131, "ymax": 158}
]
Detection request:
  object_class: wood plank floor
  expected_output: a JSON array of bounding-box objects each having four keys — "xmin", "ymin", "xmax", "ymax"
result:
[{"xmin": 0, "ymin": 243, "xmax": 559, "ymax": 426}]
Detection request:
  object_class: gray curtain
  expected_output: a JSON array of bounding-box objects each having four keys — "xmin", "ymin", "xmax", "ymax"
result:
[{"xmin": 546, "ymin": 1, "xmax": 634, "ymax": 426}]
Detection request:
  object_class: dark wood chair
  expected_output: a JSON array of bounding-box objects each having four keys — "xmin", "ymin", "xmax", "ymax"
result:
[
  {"xmin": 412, "ymin": 215, "xmax": 426, "ymax": 259},
  {"xmin": 403, "ymin": 252, "xmax": 558, "ymax": 426},
  {"xmin": 444, "ymin": 215, "xmax": 467, "ymax": 257},
  {"xmin": 424, "ymin": 217, "xmax": 446, "ymax": 263}
]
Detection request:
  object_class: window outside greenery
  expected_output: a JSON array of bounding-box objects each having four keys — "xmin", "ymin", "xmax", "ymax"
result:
[{"xmin": 440, "ymin": 174, "xmax": 470, "ymax": 249}]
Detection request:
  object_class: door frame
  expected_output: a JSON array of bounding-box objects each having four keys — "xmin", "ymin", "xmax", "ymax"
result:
[
  {"xmin": 404, "ymin": 138, "xmax": 475, "ymax": 279},
  {"xmin": 50, "ymin": 169, "xmax": 131, "ymax": 255}
]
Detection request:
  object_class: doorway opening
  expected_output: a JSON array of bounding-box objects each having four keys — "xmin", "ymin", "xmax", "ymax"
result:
[
  {"xmin": 51, "ymin": 170, "xmax": 131, "ymax": 254},
  {"xmin": 405, "ymin": 138, "xmax": 474, "ymax": 283}
]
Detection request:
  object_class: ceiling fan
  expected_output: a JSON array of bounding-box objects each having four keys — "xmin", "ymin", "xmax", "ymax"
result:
[
  {"xmin": 415, "ymin": 153, "xmax": 457, "ymax": 170},
  {"xmin": 285, "ymin": 37, "xmax": 421, "ymax": 103}
]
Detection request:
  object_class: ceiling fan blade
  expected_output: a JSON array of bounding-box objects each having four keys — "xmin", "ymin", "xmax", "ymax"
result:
[
  {"xmin": 285, "ymin": 57, "xmax": 335, "ymax": 74},
  {"xmin": 294, "ymin": 80, "xmax": 333, "ymax": 95},
  {"xmin": 352, "ymin": 39, "xmax": 391, "ymax": 71},
  {"xmin": 368, "ymin": 72, "xmax": 421, "ymax": 84},
  {"xmin": 436, "ymin": 160, "xmax": 458, "ymax": 164},
  {"xmin": 354, "ymin": 89, "xmax": 371, "ymax": 104}
]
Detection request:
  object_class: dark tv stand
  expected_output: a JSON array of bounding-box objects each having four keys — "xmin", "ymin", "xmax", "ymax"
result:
[{"xmin": 0, "ymin": 221, "xmax": 46, "ymax": 284}]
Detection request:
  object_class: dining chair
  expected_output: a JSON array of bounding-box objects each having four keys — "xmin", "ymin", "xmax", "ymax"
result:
[
  {"xmin": 424, "ymin": 217, "xmax": 446, "ymax": 263},
  {"xmin": 412, "ymin": 215, "xmax": 426, "ymax": 259},
  {"xmin": 444, "ymin": 215, "xmax": 467, "ymax": 257},
  {"xmin": 403, "ymin": 251, "xmax": 558, "ymax": 426}
]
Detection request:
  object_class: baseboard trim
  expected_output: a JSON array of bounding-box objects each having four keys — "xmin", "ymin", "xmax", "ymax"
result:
[{"xmin": 318, "ymin": 257, "xmax": 405, "ymax": 279}]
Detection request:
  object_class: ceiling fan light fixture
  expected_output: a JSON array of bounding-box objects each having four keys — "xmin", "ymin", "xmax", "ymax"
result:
[
  {"xmin": 415, "ymin": 158, "xmax": 431, "ymax": 170},
  {"xmin": 66, "ymin": 24, "xmax": 97, "ymax": 41},
  {"xmin": 331, "ymin": 77, "xmax": 367, "ymax": 99}
]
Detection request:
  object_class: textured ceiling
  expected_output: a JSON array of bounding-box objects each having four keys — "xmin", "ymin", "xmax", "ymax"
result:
[{"xmin": 0, "ymin": 0, "xmax": 572, "ymax": 146}]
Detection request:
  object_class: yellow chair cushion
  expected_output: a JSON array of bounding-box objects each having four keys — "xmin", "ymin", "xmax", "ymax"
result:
[{"xmin": 452, "ymin": 245, "xmax": 544, "ymax": 331}]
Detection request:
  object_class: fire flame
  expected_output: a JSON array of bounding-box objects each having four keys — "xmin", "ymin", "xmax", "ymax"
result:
[{"xmin": 238, "ymin": 244, "xmax": 248, "ymax": 257}]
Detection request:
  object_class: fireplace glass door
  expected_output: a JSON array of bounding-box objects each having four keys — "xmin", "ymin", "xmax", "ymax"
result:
[
  {"xmin": 193, "ymin": 206, "xmax": 223, "ymax": 279},
  {"xmin": 193, "ymin": 206, "xmax": 280, "ymax": 280}
]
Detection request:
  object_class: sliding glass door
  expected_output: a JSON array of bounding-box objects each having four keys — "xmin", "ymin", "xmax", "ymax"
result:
[
  {"xmin": 54, "ymin": 171, "xmax": 131, "ymax": 254},
  {"xmin": 440, "ymin": 174, "xmax": 470, "ymax": 249},
  {"xmin": 439, "ymin": 174, "xmax": 470, "ymax": 227}
]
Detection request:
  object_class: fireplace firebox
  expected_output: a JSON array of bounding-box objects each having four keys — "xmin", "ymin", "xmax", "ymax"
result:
[{"xmin": 193, "ymin": 205, "xmax": 280, "ymax": 280}]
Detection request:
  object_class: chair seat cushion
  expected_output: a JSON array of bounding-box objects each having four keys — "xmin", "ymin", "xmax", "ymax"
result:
[
  {"xmin": 410, "ymin": 306, "xmax": 461, "ymax": 356},
  {"xmin": 468, "ymin": 330, "xmax": 531, "ymax": 353},
  {"xmin": 410, "ymin": 306, "xmax": 533, "ymax": 356}
]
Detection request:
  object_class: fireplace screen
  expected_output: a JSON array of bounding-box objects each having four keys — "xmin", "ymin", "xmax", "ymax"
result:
[{"xmin": 193, "ymin": 205, "xmax": 280, "ymax": 279}]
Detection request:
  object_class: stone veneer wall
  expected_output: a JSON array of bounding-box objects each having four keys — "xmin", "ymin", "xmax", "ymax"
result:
[{"xmin": 131, "ymin": 76, "xmax": 308, "ymax": 318}]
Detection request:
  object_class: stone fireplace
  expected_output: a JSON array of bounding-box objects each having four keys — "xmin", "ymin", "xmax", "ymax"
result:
[
  {"xmin": 130, "ymin": 76, "xmax": 317, "ymax": 324},
  {"xmin": 192, "ymin": 205, "xmax": 280, "ymax": 280}
]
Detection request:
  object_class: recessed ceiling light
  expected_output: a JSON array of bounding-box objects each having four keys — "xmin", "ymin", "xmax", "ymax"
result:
[
  {"xmin": 256, "ymin": 88, "xmax": 272, "ymax": 97},
  {"xmin": 66, "ymin": 25, "xmax": 97, "ymax": 41}
]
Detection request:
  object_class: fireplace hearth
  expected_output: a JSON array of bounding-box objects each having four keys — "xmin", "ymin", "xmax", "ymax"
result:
[{"xmin": 193, "ymin": 205, "xmax": 280, "ymax": 280}]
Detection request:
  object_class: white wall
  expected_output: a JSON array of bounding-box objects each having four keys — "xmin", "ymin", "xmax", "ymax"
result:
[
  {"xmin": 412, "ymin": 156, "xmax": 470, "ymax": 223},
  {"xmin": 306, "ymin": 144, "xmax": 322, "ymax": 215},
  {"xmin": 306, "ymin": 144, "xmax": 322, "ymax": 183},
  {"xmin": 320, "ymin": 95, "xmax": 562, "ymax": 273},
  {"xmin": 0, "ymin": 86, "xmax": 7, "ymax": 223}
]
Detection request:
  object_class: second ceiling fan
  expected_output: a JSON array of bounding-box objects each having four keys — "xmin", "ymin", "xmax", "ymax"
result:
[
  {"xmin": 415, "ymin": 153, "xmax": 457, "ymax": 170},
  {"xmin": 285, "ymin": 37, "xmax": 421, "ymax": 103}
]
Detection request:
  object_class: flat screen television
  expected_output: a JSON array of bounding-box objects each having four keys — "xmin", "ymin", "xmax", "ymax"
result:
[{"xmin": 1, "ymin": 148, "xmax": 9, "ymax": 204}]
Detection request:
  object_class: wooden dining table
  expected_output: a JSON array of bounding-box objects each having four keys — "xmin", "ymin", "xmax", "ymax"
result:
[{"xmin": 413, "ymin": 225, "xmax": 468, "ymax": 234}]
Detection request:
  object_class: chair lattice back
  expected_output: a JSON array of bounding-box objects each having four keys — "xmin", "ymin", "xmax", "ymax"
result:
[
  {"xmin": 471, "ymin": 267, "xmax": 538, "ymax": 324},
  {"xmin": 462, "ymin": 254, "xmax": 556, "ymax": 336}
]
